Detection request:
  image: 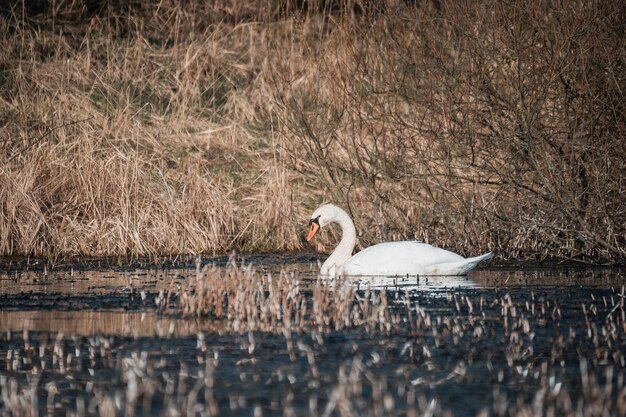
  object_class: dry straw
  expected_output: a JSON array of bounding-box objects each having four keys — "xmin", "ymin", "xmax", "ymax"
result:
[
  {"xmin": 177, "ymin": 258, "xmax": 393, "ymax": 334},
  {"xmin": 0, "ymin": 1, "xmax": 623, "ymax": 262}
]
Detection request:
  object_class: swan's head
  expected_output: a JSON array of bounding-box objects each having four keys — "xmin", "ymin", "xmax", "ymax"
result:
[{"xmin": 306, "ymin": 204, "xmax": 341, "ymax": 241}]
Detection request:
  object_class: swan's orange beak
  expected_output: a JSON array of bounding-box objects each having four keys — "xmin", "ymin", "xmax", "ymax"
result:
[{"xmin": 307, "ymin": 219, "xmax": 320, "ymax": 241}]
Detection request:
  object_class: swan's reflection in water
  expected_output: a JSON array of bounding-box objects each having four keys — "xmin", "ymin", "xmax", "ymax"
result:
[
  {"xmin": 301, "ymin": 274, "xmax": 480, "ymax": 291},
  {"xmin": 352, "ymin": 274, "xmax": 479, "ymax": 290}
]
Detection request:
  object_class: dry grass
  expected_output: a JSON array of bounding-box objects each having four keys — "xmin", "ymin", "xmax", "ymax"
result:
[
  {"xmin": 0, "ymin": 1, "xmax": 624, "ymax": 262},
  {"xmin": 0, "ymin": 1, "xmax": 306, "ymax": 258}
]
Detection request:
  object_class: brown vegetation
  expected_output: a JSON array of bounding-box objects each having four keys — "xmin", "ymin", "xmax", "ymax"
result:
[
  {"xmin": 272, "ymin": 1, "xmax": 626, "ymax": 262},
  {"xmin": 177, "ymin": 259, "xmax": 393, "ymax": 334},
  {"xmin": 0, "ymin": 1, "xmax": 624, "ymax": 262}
]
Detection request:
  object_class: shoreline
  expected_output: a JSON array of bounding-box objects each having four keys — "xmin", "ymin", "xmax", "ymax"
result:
[{"xmin": 0, "ymin": 251, "xmax": 623, "ymax": 273}]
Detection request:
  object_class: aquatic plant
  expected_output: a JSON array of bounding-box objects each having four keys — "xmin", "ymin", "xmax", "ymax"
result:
[
  {"xmin": 2, "ymin": 276, "xmax": 625, "ymax": 416},
  {"xmin": 177, "ymin": 259, "xmax": 394, "ymax": 334}
]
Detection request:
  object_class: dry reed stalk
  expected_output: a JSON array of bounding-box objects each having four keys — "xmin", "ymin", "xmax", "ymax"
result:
[
  {"xmin": 177, "ymin": 259, "xmax": 395, "ymax": 334},
  {"xmin": 3, "ymin": 285, "xmax": 626, "ymax": 416}
]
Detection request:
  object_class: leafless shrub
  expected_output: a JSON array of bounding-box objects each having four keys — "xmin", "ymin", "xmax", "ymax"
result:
[{"xmin": 272, "ymin": 1, "xmax": 625, "ymax": 262}]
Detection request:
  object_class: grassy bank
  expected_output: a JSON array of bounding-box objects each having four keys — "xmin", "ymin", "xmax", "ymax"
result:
[{"xmin": 0, "ymin": 1, "xmax": 624, "ymax": 263}]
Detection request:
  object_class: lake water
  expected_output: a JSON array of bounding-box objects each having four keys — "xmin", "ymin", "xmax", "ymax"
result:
[{"xmin": 0, "ymin": 254, "xmax": 624, "ymax": 416}]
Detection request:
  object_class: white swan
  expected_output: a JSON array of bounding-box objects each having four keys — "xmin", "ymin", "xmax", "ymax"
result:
[{"xmin": 307, "ymin": 204, "xmax": 493, "ymax": 277}]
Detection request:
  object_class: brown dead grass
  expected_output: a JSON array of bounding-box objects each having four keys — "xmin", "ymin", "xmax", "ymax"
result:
[
  {"xmin": 0, "ymin": 1, "xmax": 623, "ymax": 262},
  {"xmin": 0, "ymin": 1, "xmax": 307, "ymax": 258}
]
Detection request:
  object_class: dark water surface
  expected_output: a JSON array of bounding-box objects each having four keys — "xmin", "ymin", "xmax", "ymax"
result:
[{"xmin": 0, "ymin": 255, "xmax": 625, "ymax": 416}]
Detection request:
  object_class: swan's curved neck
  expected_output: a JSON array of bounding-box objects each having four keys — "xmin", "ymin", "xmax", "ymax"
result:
[{"xmin": 321, "ymin": 208, "xmax": 356, "ymax": 275}]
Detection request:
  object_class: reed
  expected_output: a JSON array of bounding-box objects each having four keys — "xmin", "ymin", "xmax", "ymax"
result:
[
  {"xmin": 2, "ymin": 272, "xmax": 625, "ymax": 416},
  {"xmin": 176, "ymin": 259, "xmax": 393, "ymax": 334}
]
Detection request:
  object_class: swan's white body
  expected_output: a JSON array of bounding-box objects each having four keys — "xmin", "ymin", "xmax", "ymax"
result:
[
  {"xmin": 342, "ymin": 241, "xmax": 493, "ymax": 276},
  {"xmin": 307, "ymin": 204, "xmax": 493, "ymax": 277}
]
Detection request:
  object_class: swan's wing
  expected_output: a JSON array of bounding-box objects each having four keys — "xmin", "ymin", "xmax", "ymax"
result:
[
  {"xmin": 343, "ymin": 241, "xmax": 466, "ymax": 276},
  {"xmin": 422, "ymin": 252, "xmax": 494, "ymax": 276}
]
